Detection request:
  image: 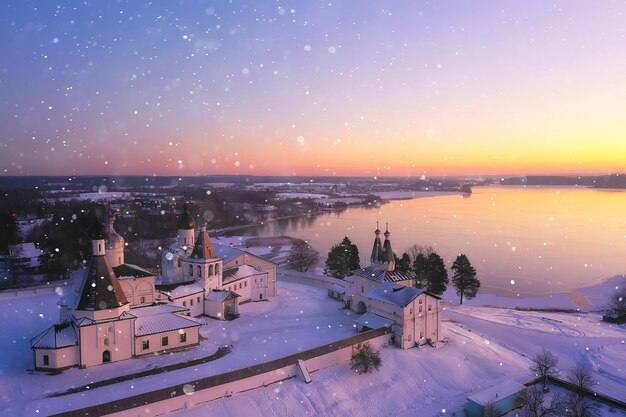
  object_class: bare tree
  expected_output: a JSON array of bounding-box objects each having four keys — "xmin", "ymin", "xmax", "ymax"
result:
[
  {"xmin": 562, "ymin": 394, "xmax": 600, "ymax": 417},
  {"xmin": 286, "ymin": 240, "xmax": 320, "ymax": 273},
  {"xmin": 607, "ymin": 285, "xmax": 626, "ymax": 316},
  {"xmin": 406, "ymin": 244, "xmax": 434, "ymax": 265},
  {"xmin": 567, "ymin": 362, "xmax": 596, "ymax": 392},
  {"xmin": 519, "ymin": 385, "xmax": 563, "ymax": 417},
  {"xmin": 530, "ymin": 348, "xmax": 559, "ymax": 392}
]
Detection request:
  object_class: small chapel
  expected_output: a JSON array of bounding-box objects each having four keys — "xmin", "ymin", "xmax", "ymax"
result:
[{"xmin": 341, "ymin": 224, "xmax": 442, "ymax": 349}]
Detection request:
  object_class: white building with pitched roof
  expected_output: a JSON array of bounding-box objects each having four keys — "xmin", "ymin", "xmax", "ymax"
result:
[
  {"xmin": 158, "ymin": 204, "xmax": 277, "ymax": 312},
  {"xmin": 31, "ymin": 212, "xmax": 202, "ymax": 371},
  {"xmin": 343, "ymin": 224, "xmax": 442, "ymax": 349}
]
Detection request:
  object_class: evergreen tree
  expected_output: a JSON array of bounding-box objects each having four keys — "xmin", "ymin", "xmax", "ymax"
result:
[
  {"xmin": 451, "ymin": 253, "xmax": 480, "ymax": 304},
  {"xmin": 394, "ymin": 252, "xmax": 412, "ymax": 273},
  {"xmin": 286, "ymin": 240, "xmax": 320, "ymax": 272},
  {"xmin": 425, "ymin": 252, "xmax": 449, "ymax": 295},
  {"xmin": 325, "ymin": 236, "xmax": 360, "ymax": 279},
  {"xmin": 412, "ymin": 251, "xmax": 448, "ymax": 295},
  {"xmin": 0, "ymin": 210, "xmax": 20, "ymax": 251},
  {"xmin": 350, "ymin": 342, "xmax": 382, "ymax": 374},
  {"xmin": 413, "ymin": 252, "xmax": 429, "ymax": 289}
]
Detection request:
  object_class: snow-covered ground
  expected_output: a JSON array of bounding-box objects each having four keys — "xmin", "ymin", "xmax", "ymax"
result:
[
  {"xmin": 1, "ymin": 280, "xmax": 624, "ymax": 416},
  {"xmin": 168, "ymin": 304, "xmax": 626, "ymax": 417},
  {"xmin": 0, "ymin": 282, "xmax": 357, "ymax": 416}
]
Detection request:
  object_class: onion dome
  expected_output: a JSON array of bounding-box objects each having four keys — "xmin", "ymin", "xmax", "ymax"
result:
[
  {"xmin": 88, "ymin": 217, "xmax": 109, "ymax": 240},
  {"xmin": 105, "ymin": 209, "xmax": 124, "ymax": 249},
  {"xmin": 177, "ymin": 203, "xmax": 196, "ymax": 230}
]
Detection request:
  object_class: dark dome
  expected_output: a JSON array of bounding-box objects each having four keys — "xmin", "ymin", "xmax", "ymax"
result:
[
  {"xmin": 89, "ymin": 218, "xmax": 110, "ymax": 240},
  {"xmin": 177, "ymin": 204, "xmax": 196, "ymax": 230}
]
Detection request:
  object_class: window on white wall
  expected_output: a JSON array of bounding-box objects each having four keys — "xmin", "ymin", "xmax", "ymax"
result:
[{"xmin": 43, "ymin": 355, "xmax": 49, "ymax": 366}]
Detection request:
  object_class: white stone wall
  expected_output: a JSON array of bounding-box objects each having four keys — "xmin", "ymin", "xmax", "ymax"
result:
[
  {"xmin": 134, "ymin": 327, "xmax": 199, "ymax": 356},
  {"xmin": 103, "ymin": 332, "xmax": 391, "ymax": 417}
]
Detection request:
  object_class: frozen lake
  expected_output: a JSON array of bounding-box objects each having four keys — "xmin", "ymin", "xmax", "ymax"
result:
[{"xmin": 236, "ymin": 186, "xmax": 626, "ymax": 296}]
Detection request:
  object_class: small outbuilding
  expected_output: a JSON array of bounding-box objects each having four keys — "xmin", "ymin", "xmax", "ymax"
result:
[
  {"xmin": 327, "ymin": 284, "xmax": 345, "ymax": 301},
  {"xmin": 205, "ymin": 290, "xmax": 240, "ymax": 320},
  {"xmin": 466, "ymin": 381, "xmax": 525, "ymax": 417}
]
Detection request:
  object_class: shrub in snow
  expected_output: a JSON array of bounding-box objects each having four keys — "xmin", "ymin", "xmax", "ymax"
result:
[{"xmin": 350, "ymin": 342, "xmax": 382, "ymax": 374}]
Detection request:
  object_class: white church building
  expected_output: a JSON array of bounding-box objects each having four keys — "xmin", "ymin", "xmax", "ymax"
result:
[
  {"xmin": 30, "ymin": 212, "xmax": 203, "ymax": 371},
  {"xmin": 343, "ymin": 224, "xmax": 442, "ymax": 349},
  {"xmin": 30, "ymin": 205, "xmax": 278, "ymax": 371},
  {"xmin": 160, "ymin": 204, "xmax": 277, "ymax": 304}
]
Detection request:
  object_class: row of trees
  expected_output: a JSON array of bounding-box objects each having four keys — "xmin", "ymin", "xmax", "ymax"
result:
[{"xmin": 286, "ymin": 236, "xmax": 481, "ymax": 304}]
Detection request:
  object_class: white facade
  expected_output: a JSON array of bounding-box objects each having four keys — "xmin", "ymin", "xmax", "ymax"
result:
[
  {"xmin": 31, "ymin": 217, "xmax": 201, "ymax": 371},
  {"xmin": 343, "ymin": 225, "xmax": 442, "ymax": 349}
]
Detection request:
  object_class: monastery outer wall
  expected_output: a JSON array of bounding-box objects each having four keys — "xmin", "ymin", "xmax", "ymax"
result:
[
  {"xmin": 277, "ymin": 269, "xmax": 345, "ymax": 289},
  {"xmin": 49, "ymin": 328, "xmax": 391, "ymax": 417},
  {"xmin": 0, "ymin": 283, "xmax": 72, "ymax": 299}
]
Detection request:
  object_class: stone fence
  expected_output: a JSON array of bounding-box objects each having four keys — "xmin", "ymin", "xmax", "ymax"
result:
[
  {"xmin": 50, "ymin": 327, "xmax": 391, "ymax": 417},
  {"xmin": 277, "ymin": 268, "xmax": 346, "ymax": 289},
  {"xmin": 0, "ymin": 283, "xmax": 71, "ymax": 299}
]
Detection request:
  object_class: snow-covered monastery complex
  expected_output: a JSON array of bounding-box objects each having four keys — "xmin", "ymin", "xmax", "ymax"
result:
[
  {"xmin": 30, "ymin": 206, "xmax": 278, "ymax": 371},
  {"xmin": 344, "ymin": 224, "xmax": 441, "ymax": 349}
]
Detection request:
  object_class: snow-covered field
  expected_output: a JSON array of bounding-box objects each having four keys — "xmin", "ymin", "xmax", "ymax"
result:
[{"xmin": 1, "ymin": 280, "xmax": 624, "ymax": 417}]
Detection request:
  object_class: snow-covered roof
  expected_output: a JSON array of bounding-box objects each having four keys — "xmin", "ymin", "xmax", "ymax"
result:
[
  {"xmin": 222, "ymin": 264, "xmax": 266, "ymax": 285},
  {"xmin": 129, "ymin": 303, "xmax": 189, "ymax": 317},
  {"xmin": 205, "ymin": 290, "xmax": 239, "ymax": 303},
  {"xmin": 57, "ymin": 290, "xmax": 79, "ymax": 308},
  {"xmin": 467, "ymin": 381, "xmax": 525, "ymax": 405},
  {"xmin": 354, "ymin": 312, "xmax": 395, "ymax": 329},
  {"xmin": 31, "ymin": 322, "xmax": 78, "ymax": 349},
  {"xmin": 366, "ymin": 282, "xmax": 424, "ymax": 307},
  {"xmin": 212, "ymin": 242, "xmax": 245, "ymax": 263},
  {"xmin": 8, "ymin": 242, "xmax": 41, "ymax": 258},
  {"xmin": 328, "ymin": 284, "xmax": 345, "ymax": 295},
  {"xmin": 74, "ymin": 311, "xmax": 136, "ymax": 327},
  {"xmin": 135, "ymin": 313, "xmax": 202, "ymax": 336},
  {"xmin": 164, "ymin": 282, "xmax": 205, "ymax": 299},
  {"xmin": 343, "ymin": 276, "xmax": 355, "ymax": 283},
  {"xmin": 352, "ymin": 266, "xmax": 413, "ymax": 283},
  {"xmin": 114, "ymin": 263, "xmax": 154, "ymax": 279},
  {"xmin": 76, "ymin": 255, "xmax": 128, "ymax": 311}
]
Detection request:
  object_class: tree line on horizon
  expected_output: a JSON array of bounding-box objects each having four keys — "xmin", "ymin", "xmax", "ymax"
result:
[{"xmin": 286, "ymin": 236, "xmax": 481, "ymax": 304}]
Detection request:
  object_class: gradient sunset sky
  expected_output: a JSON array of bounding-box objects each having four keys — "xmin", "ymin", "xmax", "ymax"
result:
[{"xmin": 1, "ymin": 1, "xmax": 625, "ymax": 177}]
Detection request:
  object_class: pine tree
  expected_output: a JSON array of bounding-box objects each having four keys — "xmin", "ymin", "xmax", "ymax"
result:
[
  {"xmin": 325, "ymin": 236, "xmax": 360, "ymax": 279},
  {"xmin": 394, "ymin": 252, "xmax": 412, "ymax": 273},
  {"xmin": 350, "ymin": 342, "xmax": 382, "ymax": 374},
  {"xmin": 413, "ymin": 251, "xmax": 448, "ymax": 295},
  {"xmin": 451, "ymin": 254, "xmax": 480, "ymax": 304},
  {"xmin": 425, "ymin": 252, "xmax": 449, "ymax": 295},
  {"xmin": 413, "ymin": 252, "xmax": 429, "ymax": 289}
]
